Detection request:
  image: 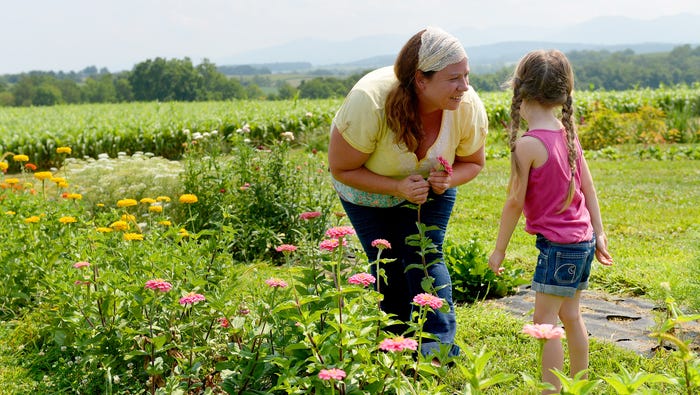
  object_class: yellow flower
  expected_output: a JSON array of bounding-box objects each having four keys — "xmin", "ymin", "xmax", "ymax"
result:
[
  {"xmin": 110, "ymin": 220, "xmax": 129, "ymax": 231},
  {"xmin": 156, "ymin": 196, "xmax": 171, "ymax": 202},
  {"xmin": 178, "ymin": 228, "xmax": 190, "ymax": 237},
  {"xmin": 117, "ymin": 198, "xmax": 138, "ymax": 208},
  {"xmin": 67, "ymin": 193, "xmax": 82, "ymax": 200},
  {"xmin": 140, "ymin": 197, "xmax": 156, "ymax": 204},
  {"xmin": 158, "ymin": 220, "xmax": 172, "ymax": 226},
  {"xmin": 58, "ymin": 181, "xmax": 69, "ymax": 188},
  {"xmin": 149, "ymin": 205, "xmax": 163, "ymax": 213},
  {"xmin": 5, "ymin": 211, "xmax": 16, "ymax": 215},
  {"xmin": 97, "ymin": 203, "xmax": 105, "ymax": 207},
  {"xmin": 0, "ymin": 162, "xmax": 8, "ymax": 171},
  {"xmin": 179, "ymin": 194, "xmax": 198, "ymax": 204},
  {"xmin": 12, "ymin": 154, "xmax": 29, "ymax": 162},
  {"xmin": 5, "ymin": 178, "xmax": 19, "ymax": 185},
  {"xmin": 24, "ymin": 216, "xmax": 40, "ymax": 224},
  {"xmin": 96, "ymin": 227, "xmax": 113, "ymax": 233},
  {"xmin": 34, "ymin": 171, "xmax": 53, "ymax": 181},
  {"xmin": 56, "ymin": 147, "xmax": 72, "ymax": 154},
  {"xmin": 59, "ymin": 216, "xmax": 77, "ymax": 224},
  {"xmin": 123, "ymin": 233, "xmax": 144, "ymax": 241},
  {"xmin": 50, "ymin": 177, "xmax": 66, "ymax": 184}
]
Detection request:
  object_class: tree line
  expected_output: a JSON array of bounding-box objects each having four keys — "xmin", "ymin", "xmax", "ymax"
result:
[{"xmin": 0, "ymin": 45, "xmax": 698, "ymax": 107}]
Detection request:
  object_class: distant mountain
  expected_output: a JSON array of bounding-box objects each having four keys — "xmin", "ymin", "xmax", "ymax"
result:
[{"xmin": 215, "ymin": 13, "xmax": 700, "ymax": 73}]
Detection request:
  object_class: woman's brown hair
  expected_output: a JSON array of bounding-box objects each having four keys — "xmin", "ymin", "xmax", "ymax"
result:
[{"xmin": 384, "ymin": 29, "xmax": 435, "ymax": 153}]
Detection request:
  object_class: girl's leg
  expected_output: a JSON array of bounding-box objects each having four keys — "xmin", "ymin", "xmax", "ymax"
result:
[
  {"xmin": 559, "ymin": 290, "xmax": 588, "ymax": 377},
  {"xmin": 534, "ymin": 292, "xmax": 565, "ymax": 394}
]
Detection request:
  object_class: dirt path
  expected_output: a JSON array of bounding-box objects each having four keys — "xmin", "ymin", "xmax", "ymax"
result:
[{"xmin": 488, "ymin": 286, "xmax": 700, "ymax": 356}]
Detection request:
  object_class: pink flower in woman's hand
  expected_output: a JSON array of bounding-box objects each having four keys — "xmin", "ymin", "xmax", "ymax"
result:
[
  {"xmin": 179, "ymin": 292, "xmax": 206, "ymax": 305},
  {"xmin": 379, "ymin": 336, "xmax": 419, "ymax": 352},
  {"xmin": 265, "ymin": 278, "xmax": 288, "ymax": 288},
  {"xmin": 412, "ymin": 293, "xmax": 444, "ymax": 309},
  {"xmin": 348, "ymin": 272, "xmax": 376, "ymax": 287},
  {"xmin": 318, "ymin": 368, "xmax": 346, "ymax": 381},
  {"xmin": 325, "ymin": 226, "xmax": 355, "ymax": 239},
  {"xmin": 522, "ymin": 323, "xmax": 566, "ymax": 340},
  {"xmin": 436, "ymin": 156, "xmax": 453, "ymax": 176},
  {"xmin": 371, "ymin": 239, "xmax": 391, "ymax": 250},
  {"xmin": 144, "ymin": 279, "xmax": 173, "ymax": 292}
]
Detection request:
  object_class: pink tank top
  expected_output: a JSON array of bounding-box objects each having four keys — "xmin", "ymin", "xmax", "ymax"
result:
[{"xmin": 523, "ymin": 129, "xmax": 593, "ymax": 243}]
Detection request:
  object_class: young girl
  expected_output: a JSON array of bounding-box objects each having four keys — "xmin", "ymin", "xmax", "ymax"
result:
[{"xmin": 488, "ymin": 49, "xmax": 613, "ymax": 393}]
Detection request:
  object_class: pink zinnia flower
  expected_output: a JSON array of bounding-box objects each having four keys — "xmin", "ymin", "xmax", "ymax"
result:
[
  {"xmin": 318, "ymin": 368, "xmax": 346, "ymax": 381},
  {"xmin": 319, "ymin": 238, "xmax": 347, "ymax": 252},
  {"xmin": 379, "ymin": 336, "xmax": 419, "ymax": 352},
  {"xmin": 265, "ymin": 278, "xmax": 288, "ymax": 288},
  {"xmin": 522, "ymin": 323, "xmax": 566, "ymax": 340},
  {"xmin": 371, "ymin": 239, "xmax": 391, "ymax": 250},
  {"xmin": 72, "ymin": 261, "xmax": 90, "ymax": 269},
  {"xmin": 412, "ymin": 293, "xmax": 444, "ymax": 310},
  {"xmin": 218, "ymin": 317, "xmax": 230, "ymax": 328},
  {"xmin": 299, "ymin": 211, "xmax": 321, "ymax": 220},
  {"xmin": 239, "ymin": 182, "xmax": 251, "ymax": 191},
  {"xmin": 436, "ymin": 156, "xmax": 453, "ymax": 176},
  {"xmin": 275, "ymin": 244, "xmax": 298, "ymax": 253},
  {"xmin": 325, "ymin": 226, "xmax": 355, "ymax": 239},
  {"xmin": 348, "ymin": 273, "xmax": 376, "ymax": 287},
  {"xmin": 179, "ymin": 292, "xmax": 206, "ymax": 305},
  {"xmin": 144, "ymin": 279, "xmax": 173, "ymax": 292}
]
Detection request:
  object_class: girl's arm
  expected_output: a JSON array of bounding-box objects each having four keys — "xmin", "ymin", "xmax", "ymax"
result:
[
  {"xmin": 580, "ymin": 156, "xmax": 614, "ymax": 265},
  {"xmin": 488, "ymin": 137, "xmax": 540, "ymax": 274}
]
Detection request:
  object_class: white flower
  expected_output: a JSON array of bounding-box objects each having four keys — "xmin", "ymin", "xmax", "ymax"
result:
[{"xmin": 281, "ymin": 131, "xmax": 295, "ymax": 141}]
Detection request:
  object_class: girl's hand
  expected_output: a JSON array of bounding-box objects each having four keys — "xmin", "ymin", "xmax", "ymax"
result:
[
  {"xmin": 595, "ymin": 233, "xmax": 614, "ymax": 266},
  {"xmin": 428, "ymin": 169, "xmax": 451, "ymax": 195},
  {"xmin": 488, "ymin": 250, "xmax": 506, "ymax": 276}
]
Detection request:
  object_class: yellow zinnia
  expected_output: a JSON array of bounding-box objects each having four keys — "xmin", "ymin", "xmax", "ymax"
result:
[
  {"xmin": 149, "ymin": 205, "xmax": 163, "ymax": 213},
  {"xmin": 67, "ymin": 193, "xmax": 82, "ymax": 200},
  {"xmin": 5, "ymin": 178, "xmax": 19, "ymax": 185},
  {"xmin": 121, "ymin": 214, "xmax": 136, "ymax": 222},
  {"xmin": 59, "ymin": 216, "xmax": 77, "ymax": 224},
  {"xmin": 123, "ymin": 233, "xmax": 144, "ymax": 241},
  {"xmin": 0, "ymin": 162, "xmax": 8, "ymax": 171},
  {"xmin": 34, "ymin": 171, "xmax": 53, "ymax": 181},
  {"xmin": 110, "ymin": 220, "xmax": 129, "ymax": 231},
  {"xmin": 117, "ymin": 198, "xmax": 138, "ymax": 208},
  {"xmin": 50, "ymin": 177, "xmax": 66, "ymax": 184},
  {"xmin": 13, "ymin": 154, "xmax": 29, "ymax": 162},
  {"xmin": 140, "ymin": 197, "xmax": 156, "ymax": 204},
  {"xmin": 158, "ymin": 220, "xmax": 172, "ymax": 226},
  {"xmin": 24, "ymin": 216, "xmax": 40, "ymax": 224},
  {"xmin": 96, "ymin": 227, "xmax": 113, "ymax": 233},
  {"xmin": 5, "ymin": 211, "xmax": 16, "ymax": 215},
  {"xmin": 179, "ymin": 194, "xmax": 198, "ymax": 204},
  {"xmin": 156, "ymin": 196, "xmax": 171, "ymax": 202},
  {"xmin": 56, "ymin": 147, "xmax": 72, "ymax": 154}
]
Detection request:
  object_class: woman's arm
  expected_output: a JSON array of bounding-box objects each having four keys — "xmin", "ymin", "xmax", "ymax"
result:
[{"xmin": 328, "ymin": 126, "xmax": 430, "ymax": 204}]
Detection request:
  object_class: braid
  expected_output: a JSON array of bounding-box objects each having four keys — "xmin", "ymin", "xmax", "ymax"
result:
[
  {"xmin": 506, "ymin": 82, "xmax": 523, "ymax": 194},
  {"xmin": 558, "ymin": 94, "xmax": 577, "ymax": 213}
]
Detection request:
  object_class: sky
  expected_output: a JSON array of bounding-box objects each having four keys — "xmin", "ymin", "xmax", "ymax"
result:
[{"xmin": 2, "ymin": 0, "xmax": 700, "ymax": 74}]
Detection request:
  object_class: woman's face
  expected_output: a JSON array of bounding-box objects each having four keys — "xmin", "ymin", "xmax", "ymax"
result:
[{"xmin": 416, "ymin": 58, "xmax": 470, "ymax": 113}]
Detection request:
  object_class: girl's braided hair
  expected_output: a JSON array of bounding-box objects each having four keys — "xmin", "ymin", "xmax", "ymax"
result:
[{"xmin": 507, "ymin": 49, "xmax": 577, "ymax": 212}]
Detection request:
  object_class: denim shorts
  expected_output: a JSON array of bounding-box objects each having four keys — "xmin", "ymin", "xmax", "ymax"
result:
[{"xmin": 531, "ymin": 234, "xmax": 595, "ymax": 298}]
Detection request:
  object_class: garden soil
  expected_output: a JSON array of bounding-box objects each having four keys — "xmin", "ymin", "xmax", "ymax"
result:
[{"xmin": 488, "ymin": 286, "xmax": 700, "ymax": 357}]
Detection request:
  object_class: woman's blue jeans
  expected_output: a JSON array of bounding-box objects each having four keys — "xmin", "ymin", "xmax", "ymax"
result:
[{"xmin": 339, "ymin": 188, "xmax": 459, "ymax": 357}]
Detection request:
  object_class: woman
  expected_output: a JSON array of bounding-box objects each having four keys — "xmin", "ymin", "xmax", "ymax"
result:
[{"xmin": 328, "ymin": 27, "xmax": 488, "ymax": 358}]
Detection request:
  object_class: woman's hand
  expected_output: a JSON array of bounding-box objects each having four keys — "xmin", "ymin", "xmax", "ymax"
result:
[
  {"xmin": 398, "ymin": 174, "xmax": 430, "ymax": 204},
  {"xmin": 428, "ymin": 169, "xmax": 451, "ymax": 195}
]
